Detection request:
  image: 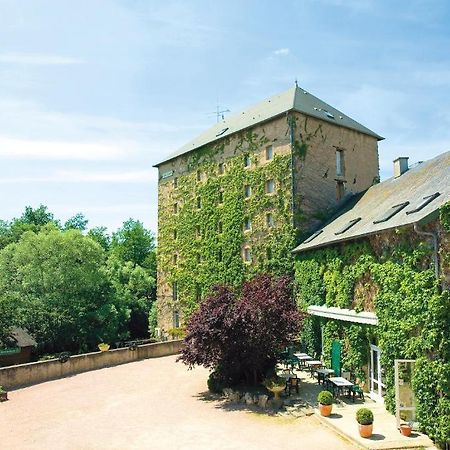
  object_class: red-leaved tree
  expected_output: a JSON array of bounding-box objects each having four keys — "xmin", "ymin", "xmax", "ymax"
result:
[{"xmin": 178, "ymin": 274, "xmax": 304, "ymax": 386}]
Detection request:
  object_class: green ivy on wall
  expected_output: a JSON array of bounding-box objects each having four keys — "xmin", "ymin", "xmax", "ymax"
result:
[
  {"xmin": 295, "ymin": 203, "xmax": 450, "ymax": 445},
  {"xmin": 158, "ymin": 130, "xmax": 297, "ymax": 320}
]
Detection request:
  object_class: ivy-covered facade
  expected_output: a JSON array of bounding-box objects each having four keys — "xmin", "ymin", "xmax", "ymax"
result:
[
  {"xmin": 154, "ymin": 86, "xmax": 381, "ymax": 330},
  {"xmin": 294, "ymin": 152, "xmax": 450, "ymax": 445}
]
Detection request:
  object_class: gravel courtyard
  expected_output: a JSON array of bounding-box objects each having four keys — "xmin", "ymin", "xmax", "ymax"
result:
[{"xmin": 0, "ymin": 354, "xmax": 355, "ymax": 449}]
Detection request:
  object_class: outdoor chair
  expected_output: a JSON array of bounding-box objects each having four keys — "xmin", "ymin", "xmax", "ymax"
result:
[
  {"xmin": 350, "ymin": 378, "xmax": 365, "ymax": 402},
  {"xmin": 285, "ymin": 376, "xmax": 300, "ymax": 396}
]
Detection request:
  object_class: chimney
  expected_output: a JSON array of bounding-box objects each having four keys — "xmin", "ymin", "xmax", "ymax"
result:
[{"xmin": 393, "ymin": 157, "xmax": 409, "ymax": 177}]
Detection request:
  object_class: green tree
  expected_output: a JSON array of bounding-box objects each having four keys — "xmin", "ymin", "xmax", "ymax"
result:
[
  {"xmin": 0, "ymin": 226, "xmax": 128, "ymax": 352},
  {"xmin": 64, "ymin": 213, "xmax": 88, "ymax": 231},
  {"xmin": 87, "ymin": 226, "xmax": 111, "ymax": 251}
]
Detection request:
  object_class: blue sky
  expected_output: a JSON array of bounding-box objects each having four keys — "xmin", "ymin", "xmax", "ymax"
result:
[{"xmin": 1, "ymin": 0, "xmax": 450, "ymax": 234}]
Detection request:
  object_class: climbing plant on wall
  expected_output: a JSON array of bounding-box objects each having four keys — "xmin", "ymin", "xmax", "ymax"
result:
[
  {"xmin": 158, "ymin": 130, "xmax": 297, "ymax": 320},
  {"xmin": 295, "ymin": 204, "xmax": 450, "ymax": 445}
]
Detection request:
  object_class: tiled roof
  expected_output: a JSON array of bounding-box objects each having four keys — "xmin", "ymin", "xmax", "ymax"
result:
[
  {"xmin": 154, "ymin": 86, "xmax": 383, "ymax": 166},
  {"xmin": 293, "ymin": 150, "xmax": 450, "ymax": 253}
]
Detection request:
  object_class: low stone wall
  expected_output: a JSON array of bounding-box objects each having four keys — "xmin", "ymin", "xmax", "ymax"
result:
[{"xmin": 0, "ymin": 340, "xmax": 183, "ymax": 390}]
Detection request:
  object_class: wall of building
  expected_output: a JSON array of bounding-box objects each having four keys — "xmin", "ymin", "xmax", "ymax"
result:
[
  {"xmin": 290, "ymin": 111, "xmax": 380, "ymax": 233},
  {"xmin": 0, "ymin": 340, "xmax": 183, "ymax": 390},
  {"xmin": 156, "ymin": 112, "xmax": 381, "ymax": 330}
]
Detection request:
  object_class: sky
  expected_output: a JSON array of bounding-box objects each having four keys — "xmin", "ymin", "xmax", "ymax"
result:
[{"xmin": 1, "ymin": 0, "xmax": 450, "ymax": 234}]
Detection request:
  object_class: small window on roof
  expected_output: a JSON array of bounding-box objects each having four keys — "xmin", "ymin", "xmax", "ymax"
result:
[
  {"xmin": 216, "ymin": 127, "xmax": 229, "ymax": 137},
  {"xmin": 335, "ymin": 218, "xmax": 361, "ymax": 235},
  {"xmin": 373, "ymin": 202, "xmax": 409, "ymax": 224},
  {"xmin": 303, "ymin": 229, "xmax": 323, "ymax": 244},
  {"xmin": 406, "ymin": 192, "xmax": 440, "ymax": 215}
]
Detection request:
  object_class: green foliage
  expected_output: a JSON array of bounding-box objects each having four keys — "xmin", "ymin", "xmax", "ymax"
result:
[
  {"xmin": 356, "ymin": 408, "xmax": 374, "ymax": 425},
  {"xmin": 167, "ymin": 327, "xmax": 186, "ymax": 339},
  {"xmin": 64, "ymin": 213, "xmax": 88, "ymax": 231},
  {"xmin": 318, "ymin": 390, "xmax": 333, "ymax": 405},
  {"xmin": 159, "ymin": 131, "xmax": 296, "ymax": 319},
  {"xmin": 263, "ymin": 376, "xmax": 285, "ymax": 389},
  {"xmin": 295, "ymin": 225, "xmax": 449, "ymax": 443},
  {"xmin": 207, "ymin": 370, "xmax": 226, "ymax": 393},
  {"xmin": 440, "ymin": 201, "xmax": 450, "ymax": 232},
  {"xmin": 87, "ymin": 226, "xmax": 111, "ymax": 251}
]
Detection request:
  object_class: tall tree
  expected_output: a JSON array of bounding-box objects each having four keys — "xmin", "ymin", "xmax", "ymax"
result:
[{"xmin": 64, "ymin": 213, "xmax": 88, "ymax": 231}]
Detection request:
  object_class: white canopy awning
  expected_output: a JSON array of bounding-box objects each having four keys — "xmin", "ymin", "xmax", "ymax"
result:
[{"xmin": 307, "ymin": 305, "xmax": 378, "ymax": 325}]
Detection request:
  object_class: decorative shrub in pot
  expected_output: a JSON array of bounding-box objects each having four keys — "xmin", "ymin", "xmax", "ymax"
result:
[
  {"xmin": 263, "ymin": 377, "xmax": 286, "ymax": 400},
  {"xmin": 356, "ymin": 408, "xmax": 374, "ymax": 438},
  {"xmin": 318, "ymin": 390, "xmax": 333, "ymax": 416},
  {"xmin": 399, "ymin": 422, "xmax": 413, "ymax": 437},
  {"xmin": 98, "ymin": 343, "xmax": 110, "ymax": 352}
]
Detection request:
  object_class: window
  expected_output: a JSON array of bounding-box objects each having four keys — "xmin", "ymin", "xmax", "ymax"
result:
[
  {"xmin": 172, "ymin": 282, "xmax": 178, "ymax": 301},
  {"xmin": 266, "ymin": 213, "xmax": 274, "ymax": 228},
  {"xmin": 336, "ymin": 150, "xmax": 345, "ymax": 177},
  {"xmin": 196, "ymin": 225, "xmax": 201, "ymax": 238},
  {"xmin": 173, "ymin": 177, "xmax": 178, "ymax": 188},
  {"xmin": 197, "ymin": 196, "xmax": 201, "ymax": 209},
  {"xmin": 336, "ymin": 180, "xmax": 345, "ymax": 200},
  {"xmin": 406, "ymin": 193, "xmax": 440, "ymax": 215},
  {"xmin": 217, "ymin": 221, "xmax": 223, "ymax": 234},
  {"xmin": 173, "ymin": 203, "xmax": 178, "ymax": 214},
  {"xmin": 173, "ymin": 229, "xmax": 177, "ymax": 240},
  {"xmin": 218, "ymin": 162, "xmax": 225, "ymax": 175},
  {"xmin": 244, "ymin": 217, "xmax": 252, "ymax": 231},
  {"xmin": 335, "ymin": 217, "xmax": 361, "ymax": 235},
  {"xmin": 266, "ymin": 145, "xmax": 273, "ymax": 160},
  {"xmin": 244, "ymin": 185, "xmax": 252, "ymax": 198},
  {"xmin": 173, "ymin": 310, "xmax": 180, "ymax": 328},
  {"xmin": 173, "ymin": 254, "xmax": 178, "ymax": 265},
  {"xmin": 265, "ymin": 179, "xmax": 275, "ymax": 194},
  {"xmin": 243, "ymin": 247, "xmax": 252, "ymax": 263},
  {"xmin": 266, "ymin": 248, "xmax": 273, "ymax": 260},
  {"xmin": 218, "ymin": 189, "xmax": 224, "ymax": 204},
  {"xmin": 244, "ymin": 154, "xmax": 251, "ymax": 168},
  {"xmin": 373, "ymin": 202, "xmax": 409, "ymax": 224}
]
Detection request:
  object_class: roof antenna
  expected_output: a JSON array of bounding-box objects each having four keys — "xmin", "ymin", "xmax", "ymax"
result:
[
  {"xmin": 295, "ymin": 79, "xmax": 298, "ymax": 88},
  {"xmin": 206, "ymin": 99, "xmax": 230, "ymax": 123}
]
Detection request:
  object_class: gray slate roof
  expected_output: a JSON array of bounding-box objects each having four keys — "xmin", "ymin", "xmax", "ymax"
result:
[
  {"xmin": 154, "ymin": 86, "xmax": 383, "ymax": 166},
  {"xmin": 293, "ymin": 150, "xmax": 450, "ymax": 253}
]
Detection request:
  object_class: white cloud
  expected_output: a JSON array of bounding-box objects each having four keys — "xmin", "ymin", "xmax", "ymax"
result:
[
  {"xmin": 0, "ymin": 169, "xmax": 157, "ymax": 184},
  {"xmin": 273, "ymin": 48, "xmax": 290, "ymax": 56},
  {"xmin": 0, "ymin": 52, "xmax": 84, "ymax": 65},
  {"xmin": 0, "ymin": 136, "xmax": 135, "ymax": 161}
]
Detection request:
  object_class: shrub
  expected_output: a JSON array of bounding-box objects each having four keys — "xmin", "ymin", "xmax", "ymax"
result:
[
  {"xmin": 0, "ymin": 386, "xmax": 5, "ymax": 393},
  {"xmin": 356, "ymin": 408, "xmax": 374, "ymax": 425},
  {"xmin": 178, "ymin": 274, "xmax": 304, "ymax": 385},
  {"xmin": 207, "ymin": 371, "xmax": 226, "ymax": 394},
  {"xmin": 168, "ymin": 327, "xmax": 186, "ymax": 340},
  {"xmin": 318, "ymin": 390, "xmax": 333, "ymax": 405},
  {"xmin": 263, "ymin": 376, "xmax": 285, "ymax": 390}
]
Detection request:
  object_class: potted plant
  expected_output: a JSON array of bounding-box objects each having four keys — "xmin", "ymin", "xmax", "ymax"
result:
[
  {"xmin": 263, "ymin": 376, "xmax": 286, "ymax": 400},
  {"xmin": 0, "ymin": 386, "xmax": 8, "ymax": 402},
  {"xmin": 356, "ymin": 408, "xmax": 374, "ymax": 438},
  {"xmin": 399, "ymin": 422, "xmax": 413, "ymax": 437},
  {"xmin": 98, "ymin": 342, "xmax": 110, "ymax": 352},
  {"xmin": 317, "ymin": 390, "xmax": 333, "ymax": 416}
]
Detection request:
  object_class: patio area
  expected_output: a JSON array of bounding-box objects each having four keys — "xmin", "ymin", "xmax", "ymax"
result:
[{"xmin": 275, "ymin": 361, "xmax": 436, "ymax": 450}]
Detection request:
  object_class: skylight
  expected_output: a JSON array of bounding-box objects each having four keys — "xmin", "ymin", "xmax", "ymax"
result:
[
  {"xmin": 373, "ymin": 202, "xmax": 409, "ymax": 224},
  {"xmin": 303, "ymin": 229, "xmax": 323, "ymax": 244},
  {"xmin": 406, "ymin": 192, "xmax": 440, "ymax": 215},
  {"xmin": 334, "ymin": 217, "xmax": 361, "ymax": 235},
  {"xmin": 216, "ymin": 127, "xmax": 229, "ymax": 137}
]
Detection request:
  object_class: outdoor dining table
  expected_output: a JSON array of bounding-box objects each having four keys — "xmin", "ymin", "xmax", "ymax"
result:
[
  {"xmin": 295, "ymin": 354, "xmax": 312, "ymax": 368},
  {"xmin": 293, "ymin": 352, "xmax": 310, "ymax": 358},
  {"xmin": 316, "ymin": 368, "xmax": 335, "ymax": 385},
  {"xmin": 328, "ymin": 376, "xmax": 354, "ymax": 398}
]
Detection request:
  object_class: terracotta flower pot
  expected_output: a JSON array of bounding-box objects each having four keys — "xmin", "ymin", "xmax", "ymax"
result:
[
  {"xmin": 400, "ymin": 424, "xmax": 412, "ymax": 437},
  {"xmin": 358, "ymin": 423, "xmax": 373, "ymax": 438},
  {"xmin": 319, "ymin": 403, "xmax": 332, "ymax": 417}
]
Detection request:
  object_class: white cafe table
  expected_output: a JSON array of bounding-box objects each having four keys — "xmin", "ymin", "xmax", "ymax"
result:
[{"xmin": 328, "ymin": 376, "xmax": 354, "ymax": 398}]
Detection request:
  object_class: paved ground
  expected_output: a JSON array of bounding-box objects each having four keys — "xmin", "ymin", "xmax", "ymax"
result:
[{"xmin": 0, "ymin": 355, "xmax": 354, "ymax": 450}]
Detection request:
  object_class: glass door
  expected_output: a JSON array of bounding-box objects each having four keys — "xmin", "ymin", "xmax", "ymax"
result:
[{"xmin": 370, "ymin": 344, "xmax": 385, "ymax": 402}]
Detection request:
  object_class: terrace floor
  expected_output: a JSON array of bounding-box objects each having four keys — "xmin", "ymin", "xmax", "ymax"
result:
[{"xmin": 0, "ymin": 354, "xmax": 354, "ymax": 450}]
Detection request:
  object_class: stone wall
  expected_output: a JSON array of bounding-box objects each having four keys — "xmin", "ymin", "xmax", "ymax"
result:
[{"xmin": 0, "ymin": 340, "xmax": 183, "ymax": 390}]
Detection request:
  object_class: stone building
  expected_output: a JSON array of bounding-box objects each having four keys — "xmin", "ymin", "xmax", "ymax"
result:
[
  {"xmin": 154, "ymin": 85, "xmax": 382, "ymax": 330},
  {"xmin": 293, "ymin": 151, "xmax": 450, "ymax": 439}
]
